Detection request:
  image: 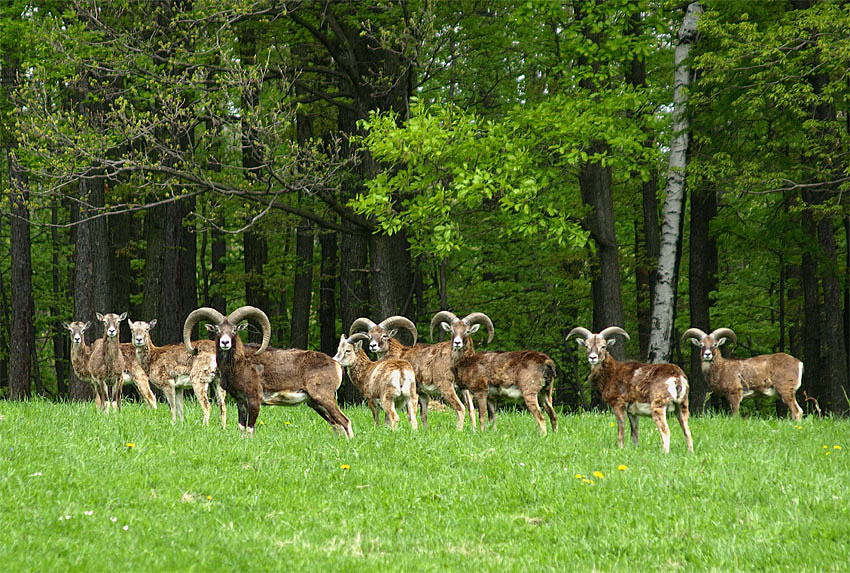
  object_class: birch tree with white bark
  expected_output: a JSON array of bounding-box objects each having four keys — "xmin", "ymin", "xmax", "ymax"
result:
[{"xmin": 646, "ymin": 1, "xmax": 703, "ymax": 363}]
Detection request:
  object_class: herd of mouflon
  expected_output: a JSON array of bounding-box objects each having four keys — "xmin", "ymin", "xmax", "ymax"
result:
[{"xmin": 64, "ymin": 307, "xmax": 803, "ymax": 453}]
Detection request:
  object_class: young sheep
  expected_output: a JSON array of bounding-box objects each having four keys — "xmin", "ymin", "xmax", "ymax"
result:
[
  {"xmin": 682, "ymin": 327, "xmax": 803, "ymax": 421},
  {"xmin": 349, "ymin": 315, "xmax": 478, "ymax": 430},
  {"xmin": 88, "ymin": 312, "xmax": 127, "ymax": 413},
  {"xmin": 65, "ymin": 320, "xmax": 158, "ymax": 409},
  {"xmin": 452, "ymin": 349, "xmax": 557, "ymax": 434},
  {"xmin": 183, "ymin": 306, "xmax": 353, "ymax": 438},
  {"xmin": 333, "ymin": 333, "xmax": 418, "ymax": 430},
  {"xmin": 567, "ymin": 326, "xmax": 693, "ymax": 453},
  {"xmin": 129, "ymin": 319, "xmax": 224, "ymax": 426}
]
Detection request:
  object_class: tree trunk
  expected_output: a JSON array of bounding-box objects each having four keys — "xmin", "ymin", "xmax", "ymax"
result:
[
  {"xmin": 7, "ymin": 153, "xmax": 34, "ymax": 400},
  {"xmin": 159, "ymin": 198, "xmax": 197, "ymax": 344},
  {"xmin": 108, "ymin": 208, "xmax": 132, "ymax": 339},
  {"xmin": 290, "ymin": 222, "xmax": 314, "ymax": 349},
  {"xmin": 647, "ymin": 1, "xmax": 703, "ymax": 363},
  {"xmin": 370, "ymin": 231, "xmax": 414, "ymax": 319},
  {"xmin": 319, "ymin": 230, "xmax": 338, "ymax": 358},
  {"xmin": 338, "ymin": 230, "xmax": 369, "ymax": 404},
  {"xmin": 70, "ymin": 176, "xmax": 110, "ymax": 400},
  {"xmin": 816, "ymin": 217, "xmax": 848, "ymax": 413},
  {"xmin": 800, "ymin": 212, "xmax": 822, "ymax": 407},
  {"xmin": 52, "ymin": 200, "xmax": 68, "ymax": 398},
  {"xmin": 687, "ymin": 181, "xmax": 717, "ymax": 414}
]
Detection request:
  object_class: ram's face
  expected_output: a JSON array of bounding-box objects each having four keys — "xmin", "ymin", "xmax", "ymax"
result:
[
  {"xmin": 690, "ymin": 337, "xmax": 719, "ymax": 362},
  {"xmin": 369, "ymin": 327, "xmax": 388, "ymax": 354},
  {"xmin": 206, "ymin": 321, "xmax": 247, "ymax": 352},
  {"xmin": 577, "ymin": 335, "xmax": 609, "ymax": 366},
  {"xmin": 442, "ymin": 320, "xmax": 480, "ymax": 352}
]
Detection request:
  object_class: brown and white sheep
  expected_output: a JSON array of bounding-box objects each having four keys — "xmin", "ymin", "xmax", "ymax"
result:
[
  {"xmin": 183, "ymin": 306, "xmax": 353, "ymax": 437},
  {"xmin": 567, "ymin": 326, "xmax": 693, "ymax": 453},
  {"xmin": 129, "ymin": 319, "xmax": 224, "ymax": 426},
  {"xmin": 333, "ymin": 333, "xmax": 418, "ymax": 430},
  {"xmin": 682, "ymin": 327, "xmax": 803, "ymax": 420}
]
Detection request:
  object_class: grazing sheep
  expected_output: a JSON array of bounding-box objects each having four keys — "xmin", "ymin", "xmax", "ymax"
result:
[
  {"xmin": 682, "ymin": 327, "xmax": 803, "ymax": 420},
  {"xmin": 567, "ymin": 326, "xmax": 693, "ymax": 453}
]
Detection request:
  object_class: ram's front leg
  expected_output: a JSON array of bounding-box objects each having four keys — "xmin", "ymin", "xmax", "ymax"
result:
[
  {"xmin": 612, "ymin": 405, "xmax": 627, "ymax": 448},
  {"xmin": 236, "ymin": 399, "xmax": 248, "ymax": 434}
]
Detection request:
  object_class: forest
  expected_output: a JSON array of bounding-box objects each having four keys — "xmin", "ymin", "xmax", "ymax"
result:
[{"xmin": 1, "ymin": 0, "xmax": 849, "ymax": 415}]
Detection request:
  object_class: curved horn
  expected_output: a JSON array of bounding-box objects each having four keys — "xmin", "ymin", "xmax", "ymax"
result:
[
  {"xmin": 430, "ymin": 311, "xmax": 459, "ymax": 341},
  {"xmin": 682, "ymin": 327, "xmax": 708, "ymax": 343},
  {"xmin": 566, "ymin": 326, "xmax": 593, "ymax": 342},
  {"xmin": 709, "ymin": 327, "xmax": 737, "ymax": 345},
  {"xmin": 599, "ymin": 326, "xmax": 630, "ymax": 341},
  {"xmin": 462, "ymin": 312, "xmax": 494, "ymax": 344},
  {"xmin": 378, "ymin": 315, "xmax": 418, "ymax": 346},
  {"xmin": 346, "ymin": 332, "xmax": 371, "ymax": 346},
  {"xmin": 227, "ymin": 306, "xmax": 272, "ymax": 355},
  {"xmin": 348, "ymin": 317, "xmax": 377, "ymax": 336},
  {"xmin": 183, "ymin": 307, "xmax": 226, "ymax": 354}
]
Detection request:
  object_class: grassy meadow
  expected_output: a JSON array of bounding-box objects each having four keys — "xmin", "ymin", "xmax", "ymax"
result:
[{"xmin": 0, "ymin": 398, "xmax": 847, "ymax": 572}]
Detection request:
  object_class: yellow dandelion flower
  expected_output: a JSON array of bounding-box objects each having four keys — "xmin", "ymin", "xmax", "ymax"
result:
[
  {"xmin": 259, "ymin": 420, "xmax": 264, "ymax": 425},
  {"xmin": 207, "ymin": 496, "xmax": 212, "ymax": 500},
  {"xmin": 285, "ymin": 421, "xmax": 291, "ymax": 425},
  {"xmin": 823, "ymin": 445, "xmax": 828, "ymax": 449},
  {"xmin": 617, "ymin": 465, "xmax": 628, "ymax": 471},
  {"xmin": 583, "ymin": 478, "xmax": 594, "ymax": 485},
  {"xmin": 341, "ymin": 464, "xmax": 351, "ymax": 470},
  {"xmin": 795, "ymin": 425, "xmax": 802, "ymax": 430},
  {"xmin": 609, "ymin": 422, "xmax": 615, "ymax": 427},
  {"xmin": 593, "ymin": 471, "xmax": 604, "ymax": 479},
  {"xmin": 575, "ymin": 473, "xmax": 583, "ymax": 479},
  {"xmin": 126, "ymin": 443, "xmax": 135, "ymax": 448},
  {"xmin": 834, "ymin": 445, "xmax": 842, "ymax": 450}
]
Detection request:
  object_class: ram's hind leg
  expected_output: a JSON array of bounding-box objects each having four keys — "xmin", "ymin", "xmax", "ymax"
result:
[
  {"xmin": 310, "ymin": 398, "xmax": 353, "ymax": 438},
  {"xmin": 778, "ymin": 387, "xmax": 803, "ymax": 422},
  {"xmin": 191, "ymin": 379, "xmax": 212, "ymax": 426},
  {"xmin": 521, "ymin": 390, "xmax": 547, "ymax": 435},
  {"xmin": 651, "ymin": 407, "xmax": 672, "ymax": 454},
  {"xmin": 213, "ymin": 381, "xmax": 227, "ymax": 428},
  {"xmin": 676, "ymin": 401, "xmax": 694, "ymax": 453}
]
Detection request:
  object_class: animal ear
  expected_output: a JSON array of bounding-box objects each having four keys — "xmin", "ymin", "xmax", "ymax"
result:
[
  {"xmin": 574, "ymin": 339, "xmax": 586, "ymax": 347},
  {"xmin": 84, "ymin": 321, "xmax": 91, "ymax": 330},
  {"xmin": 62, "ymin": 322, "xmax": 70, "ymax": 330},
  {"xmin": 204, "ymin": 324, "xmax": 216, "ymax": 332},
  {"xmin": 606, "ymin": 338, "xmax": 617, "ymax": 347},
  {"xmin": 469, "ymin": 324, "xmax": 481, "ymax": 334},
  {"xmin": 387, "ymin": 328, "xmax": 398, "ymax": 338},
  {"xmin": 689, "ymin": 338, "xmax": 701, "ymax": 347},
  {"xmin": 354, "ymin": 340, "xmax": 364, "ymax": 351},
  {"xmin": 119, "ymin": 312, "xmax": 128, "ymax": 321},
  {"xmin": 149, "ymin": 319, "xmax": 157, "ymax": 329},
  {"xmin": 236, "ymin": 322, "xmax": 250, "ymax": 332},
  {"xmin": 440, "ymin": 322, "xmax": 452, "ymax": 333},
  {"xmin": 717, "ymin": 337, "xmax": 727, "ymax": 346},
  {"xmin": 128, "ymin": 319, "xmax": 135, "ymax": 328},
  {"xmin": 96, "ymin": 312, "xmax": 104, "ymax": 321}
]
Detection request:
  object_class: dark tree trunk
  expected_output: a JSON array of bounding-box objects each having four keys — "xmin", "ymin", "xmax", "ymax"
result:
[
  {"xmin": 800, "ymin": 210, "xmax": 822, "ymax": 407},
  {"xmin": 370, "ymin": 231, "xmax": 414, "ymax": 319},
  {"xmin": 108, "ymin": 208, "xmax": 133, "ymax": 340},
  {"xmin": 70, "ymin": 176, "xmax": 110, "ymax": 400},
  {"xmin": 338, "ymin": 230, "xmax": 369, "ymax": 404},
  {"xmin": 159, "ymin": 198, "xmax": 196, "ymax": 344},
  {"xmin": 579, "ymin": 148, "xmax": 625, "ymax": 360},
  {"xmin": 7, "ymin": 154, "xmax": 35, "ymax": 400},
  {"xmin": 687, "ymin": 183, "xmax": 717, "ymax": 414},
  {"xmin": 52, "ymin": 201, "xmax": 68, "ymax": 398},
  {"xmin": 319, "ymin": 230, "xmax": 338, "ymax": 357},
  {"xmin": 816, "ymin": 217, "xmax": 848, "ymax": 413},
  {"xmin": 141, "ymin": 204, "xmax": 166, "ymax": 344},
  {"xmin": 290, "ymin": 222, "xmax": 314, "ymax": 349}
]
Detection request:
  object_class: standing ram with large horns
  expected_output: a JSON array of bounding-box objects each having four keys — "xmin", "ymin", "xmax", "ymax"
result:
[
  {"xmin": 682, "ymin": 327, "xmax": 803, "ymax": 421},
  {"xmin": 183, "ymin": 306, "xmax": 352, "ymax": 437}
]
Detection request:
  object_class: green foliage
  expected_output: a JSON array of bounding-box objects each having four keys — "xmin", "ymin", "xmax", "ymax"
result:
[{"xmin": 0, "ymin": 401, "xmax": 847, "ymax": 570}]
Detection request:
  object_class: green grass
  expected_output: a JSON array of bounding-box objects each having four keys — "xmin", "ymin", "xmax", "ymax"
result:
[{"xmin": 0, "ymin": 399, "xmax": 847, "ymax": 572}]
